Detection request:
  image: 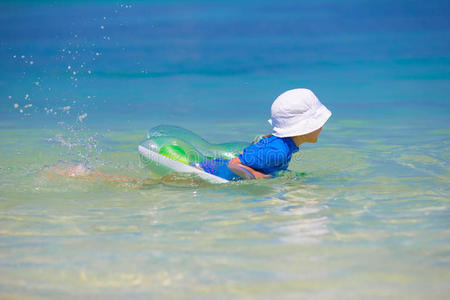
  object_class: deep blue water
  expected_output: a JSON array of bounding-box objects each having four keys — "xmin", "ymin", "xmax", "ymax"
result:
[{"xmin": 1, "ymin": 0, "xmax": 449, "ymax": 129}]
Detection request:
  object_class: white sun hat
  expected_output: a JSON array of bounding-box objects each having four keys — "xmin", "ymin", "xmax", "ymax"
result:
[{"xmin": 268, "ymin": 88, "xmax": 332, "ymax": 137}]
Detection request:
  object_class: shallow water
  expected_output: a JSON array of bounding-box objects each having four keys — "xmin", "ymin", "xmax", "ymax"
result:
[{"xmin": 1, "ymin": 0, "xmax": 450, "ymax": 299}]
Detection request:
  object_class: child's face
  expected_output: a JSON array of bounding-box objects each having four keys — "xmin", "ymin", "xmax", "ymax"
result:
[{"xmin": 303, "ymin": 127, "xmax": 322, "ymax": 143}]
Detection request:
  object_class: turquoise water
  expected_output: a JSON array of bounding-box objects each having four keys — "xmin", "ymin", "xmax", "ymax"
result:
[{"xmin": 1, "ymin": 0, "xmax": 449, "ymax": 298}]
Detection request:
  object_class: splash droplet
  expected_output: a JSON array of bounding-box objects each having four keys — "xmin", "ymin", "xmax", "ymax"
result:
[{"xmin": 78, "ymin": 113, "xmax": 88, "ymax": 122}]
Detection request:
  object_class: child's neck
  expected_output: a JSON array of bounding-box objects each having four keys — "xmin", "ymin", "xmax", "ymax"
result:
[{"xmin": 290, "ymin": 136, "xmax": 305, "ymax": 147}]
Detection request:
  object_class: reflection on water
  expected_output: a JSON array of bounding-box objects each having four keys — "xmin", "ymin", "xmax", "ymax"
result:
[{"xmin": 274, "ymin": 187, "xmax": 330, "ymax": 245}]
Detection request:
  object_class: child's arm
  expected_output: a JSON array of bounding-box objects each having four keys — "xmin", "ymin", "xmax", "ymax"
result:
[{"xmin": 228, "ymin": 157, "xmax": 271, "ymax": 179}]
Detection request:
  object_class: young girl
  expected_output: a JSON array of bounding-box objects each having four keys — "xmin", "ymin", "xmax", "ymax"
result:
[{"xmin": 227, "ymin": 88, "xmax": 332, "ymax": 179}]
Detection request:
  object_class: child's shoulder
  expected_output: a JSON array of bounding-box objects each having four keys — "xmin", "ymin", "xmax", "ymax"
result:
[{"xmin": 256, "ymin": 135, "xmax": 290, "ymax": 150}]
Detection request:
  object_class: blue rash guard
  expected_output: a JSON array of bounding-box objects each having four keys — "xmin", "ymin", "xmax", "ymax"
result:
[
  {"xmin": 197, "ymin": 136, "xmax": 299, "ymax": 180},
  {"xmin": 238, "ymin": 136, "xmax": 299, "ymax": 175},
  {"xmin": 198, "ymin": 158, "xmax": 241, "ymax": 181}
]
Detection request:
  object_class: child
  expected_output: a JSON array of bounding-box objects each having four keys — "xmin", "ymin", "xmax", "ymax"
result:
[
  {"xmin": 227, "ymin": 88, "xmax": 332, "ymax": 179},
  {"xmin": 48, "ymin": 88, "xmax": 331, "ymax": 183}
]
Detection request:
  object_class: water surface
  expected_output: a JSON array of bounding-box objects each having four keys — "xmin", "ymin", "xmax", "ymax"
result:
[{"xmin": 0, "ymin": 0, "xmax": 449, "ymax": 298}]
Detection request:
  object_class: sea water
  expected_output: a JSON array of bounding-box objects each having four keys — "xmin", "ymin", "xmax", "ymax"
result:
[{"xmin": 0, "ymin": 0, "xmax": 449, "ymax": 298}]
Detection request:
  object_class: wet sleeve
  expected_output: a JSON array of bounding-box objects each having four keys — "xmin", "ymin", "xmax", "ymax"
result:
[{"xmin": 238, "ymin": 141, "xmax": 289, "ymax": 173}]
